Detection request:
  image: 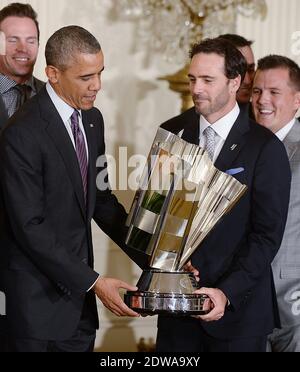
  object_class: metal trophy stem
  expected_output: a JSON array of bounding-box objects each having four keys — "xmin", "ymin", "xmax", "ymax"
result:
[{"xmin": 125, "ymin": 128, "xmax": 247, "ymax": 315}]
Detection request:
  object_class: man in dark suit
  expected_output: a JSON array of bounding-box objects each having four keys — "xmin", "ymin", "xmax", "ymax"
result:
[
  {"xmin": 157, "ymin": 38, "xmax": 291, "ymax": 352},
  {"xmin": 0, "ymin": 25, "xmax": 144, "ymax": 352},
  {"xmin": 0, "ymin": 3, "xmax": 44, "ymax": 130},
  {"xmin": 162, "ymin": 34, "xmax": 255, "ymax": 133},
  {"xmin": 0, "ymin": 2, "xmax": 44, "ymax": 352}
]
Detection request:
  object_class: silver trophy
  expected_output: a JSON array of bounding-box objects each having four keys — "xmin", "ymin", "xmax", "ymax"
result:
[{"xmin": 125, "ymin": 128, "xmax": 247, "ymax": 315}]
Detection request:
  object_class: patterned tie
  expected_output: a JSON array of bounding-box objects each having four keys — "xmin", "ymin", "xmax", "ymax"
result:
[
  {"xmin": 70, "ymin": 110, "xmax": 88, "ymax": 203},
  {"xmin": 15, "ymin": 84, "xmax": 31, "ymax": 110},
  {"xmin": 203, "ymin": 126, "xmax": 216, "ymax": 161}
]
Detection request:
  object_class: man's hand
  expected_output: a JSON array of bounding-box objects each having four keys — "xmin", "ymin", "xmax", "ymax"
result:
[
  {"xmin": 183, "ymin": 261, "xmax": 200, "ymax": 282},
  {"xmin": 93, "ymin": 277, "xmax": 140, "ymax": 317},
  {"xmin": 194, "ymin": 287, "xmax": 228, "ymax": 322}
]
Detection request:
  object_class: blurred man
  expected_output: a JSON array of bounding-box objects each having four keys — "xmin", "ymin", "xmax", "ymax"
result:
[
  {"xmin": 0, "ymin": 3, "xmax": 43, "ymax": 129},
  {"xmin": 218, "ymin": 34, "xmax": 255, "ymax": 106},
  {"xmin": 252, "ymin": 55, "xmax": 300, "ymax": 352},
  {"xmin": 0, "ymin": 2, "xmax": 44, "ymax": 352}
]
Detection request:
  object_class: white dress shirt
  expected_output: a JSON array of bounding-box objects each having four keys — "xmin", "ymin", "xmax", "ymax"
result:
[
  {"xmin": 275, "ymin": 118, "xmax": 296, "ymax": 142},
  {"xmin": 46, "ymin": 82, "xmax": 89, "ymax": 161},
  {"xmin": 199, "ymin": 103, "xmax": 240, "ymax": 163}
]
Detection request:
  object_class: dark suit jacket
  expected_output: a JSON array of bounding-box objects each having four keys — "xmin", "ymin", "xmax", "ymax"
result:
[
  {"xmin": 0, "ymin": 86, "xmax": 146, "ymax": 341},
  {"xmin": 158, "ymin": 107, "xmax": 291, "ymax": 344},
  {"xmin": 0, "ymin": 77, "xmax": 44, "ymax": 130},
  {"xmin": 0, "ymin": 97, "xmax": 8, "ymax": 130},
  {"xmin": 0, "ymin": 78, "xmax": 44, "ymax": 346}
]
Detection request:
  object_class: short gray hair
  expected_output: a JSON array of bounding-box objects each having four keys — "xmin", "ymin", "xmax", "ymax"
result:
[{"xmin": 45, "ymin": 25, "xmax": 101, "ymax": 70}]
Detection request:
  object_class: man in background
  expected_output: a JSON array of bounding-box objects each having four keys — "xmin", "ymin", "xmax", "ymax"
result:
[
  {"xmin": 218, "ymin": 33, "xmax": 255, "ymax": 120},
  {"xmin": 0, "ymin": 3, "xmax": 44, "ymax": 130},
  {"xmin": 218, "ymin": 34, "xmax": 255, "ymax": 107},
  {"xmin": 252, "ymin": 55, "xmax": 300, "ymax": 352},
  {"xmin": 0, "ymin": 2, "xmax": 43, "ymax": 351}
]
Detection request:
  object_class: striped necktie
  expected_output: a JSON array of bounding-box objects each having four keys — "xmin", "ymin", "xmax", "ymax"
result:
[{"xmin": 70, "ymin": 110, "xmax": 88, "ymax": 203}]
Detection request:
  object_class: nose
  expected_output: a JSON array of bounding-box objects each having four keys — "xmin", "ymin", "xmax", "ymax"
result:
[
  {"xmin": 243, "ymin": 72, "xmax": 251, "ymax": 85},
  {"xmin": 15, "ymin": 39, "xmax": 27, "ymax": 53},
  {"xmin": 257, "ymin": 90, "xmax": 270, "ymax": 105},
  {"xmin": 90, "ymin": 75, "xmax": 101, "ymax": 92},
  {"xmin": 190, "ymin": 79, "xmax": 204, "ymax": 95}
]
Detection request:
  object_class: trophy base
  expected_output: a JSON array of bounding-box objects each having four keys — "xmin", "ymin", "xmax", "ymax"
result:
[
  {"xmin": 124, "ymin": 270, "xmax": 211, "ymax": 315},
  {"xmin": 125, "ymin": 291, "xmax": 210, "ymax": 315}
]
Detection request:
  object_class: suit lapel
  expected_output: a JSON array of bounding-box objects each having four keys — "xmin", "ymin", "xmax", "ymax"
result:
[
  {"xmin": 215, "ymin": 110, "xmax": 250, "ymax": 172},
  {"xmin": 283, "ymin": 120, "xmax": 300, "ymax": 161},
  {"xmin": 0, "ymin": 96, "xmax": 9, "ymax": 130},
  {"xmin": 181, "ymin": 109, "xmax": 200, "ymax": 145},
  {"xmin": 38, "ymin": 88, "xmax": 86, "ymax": 220}
]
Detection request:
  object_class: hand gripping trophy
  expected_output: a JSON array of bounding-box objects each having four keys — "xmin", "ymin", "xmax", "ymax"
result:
[{"xmin": 125, "ymin": 128, "xmax": 247, "ymax": 315}]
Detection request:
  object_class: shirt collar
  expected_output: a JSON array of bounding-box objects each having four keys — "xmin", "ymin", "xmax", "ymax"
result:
[
  {"xmin": 276, "ymin": 118, "xmax": 296, "ymax": 141},
  {"xmin": 0, "ymin": 73, "xmax": 36, "ymax": 94},
  {"xmin": 46, "ymin": 81, "xmax": 82, "ymax": 123},
  {"xmin": 200, "ymin": 102, "xmax": 240, "ymax": 140}
]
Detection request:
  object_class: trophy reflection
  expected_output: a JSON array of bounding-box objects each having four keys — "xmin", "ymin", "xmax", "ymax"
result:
[{"xmin": 125, "ymin": 128, "xmax": 247, "ymax": 315}]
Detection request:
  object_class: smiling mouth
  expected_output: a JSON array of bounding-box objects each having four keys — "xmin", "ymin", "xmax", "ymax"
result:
[
  {"xmin": 13, "ymin": 57, "xmax": 30, "ymax": 62},
  {"xmin": 257, "ymin": 109, "xmax": 274, "ymax": 116}
]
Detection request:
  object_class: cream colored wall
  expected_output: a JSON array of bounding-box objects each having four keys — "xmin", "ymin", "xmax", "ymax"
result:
[
  {"xmin": 0, "ymin": 0, "xmax": 299, "ymax": 351},
  {"xmin": 237, "ymin": 0, "xmax": 300, "ymax": 64}
]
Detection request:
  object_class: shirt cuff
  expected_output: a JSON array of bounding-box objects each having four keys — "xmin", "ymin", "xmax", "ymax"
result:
[{"xmin": 87, "ymin": 275, "xmax": 100, "ymax": 292}]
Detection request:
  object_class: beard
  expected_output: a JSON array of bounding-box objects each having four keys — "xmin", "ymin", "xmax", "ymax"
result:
[{"xmin": 193, "ymin": 86, "xmax": 231, "ymax": 118}]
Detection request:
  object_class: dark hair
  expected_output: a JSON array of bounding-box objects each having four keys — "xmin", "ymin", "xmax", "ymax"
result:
[
  {"xmin": 45, "ymin": 26, "xmax": 101, "ymax": 70},
  {"xmin": 257, "ymin": 55, "xmax": 300, "ymax": 91},
  {"xmin": 190, "ymin": 38, "xmax": 247, "ymax": 81},
  {"xmin": 0, "ymin": 3, "xmax": 39, "ymax": 40},
  {"xmin": 217, "ymin": 34, "xmax": 253, "ymax": 48}
]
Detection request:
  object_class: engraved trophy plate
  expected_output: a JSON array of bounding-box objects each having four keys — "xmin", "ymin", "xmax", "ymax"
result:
[{"xmin": 125, "ymin": 128, "xmax": 247, "ymax": 315}]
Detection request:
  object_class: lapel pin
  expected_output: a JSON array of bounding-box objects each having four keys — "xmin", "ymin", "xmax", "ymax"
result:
[
  {"xmin": 90, "ymin": 124, "xmax": 94, "ymax": 128},
  {"xmin": 230, "ymin": 144, "xmax": 238, "ymax": 151}
]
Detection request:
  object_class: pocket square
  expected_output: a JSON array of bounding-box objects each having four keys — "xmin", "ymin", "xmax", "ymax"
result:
[{"xmin": 225, "ymin": 167, "xmax": 245, "ymax": 176}]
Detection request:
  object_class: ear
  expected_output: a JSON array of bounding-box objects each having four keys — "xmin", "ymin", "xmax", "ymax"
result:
[
  {"xmin": 45, "ymin": 65, "xmax": 60, "ymax": 84},
  {"xmin": 294, "ymin": 91, "xmax": 300, "ymax": 110},
  {"xmin": 230, "ymin": 75, "xmax": 242, "ymax": 94}
]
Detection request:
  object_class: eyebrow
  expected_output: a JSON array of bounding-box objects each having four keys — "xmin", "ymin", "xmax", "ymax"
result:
[
  {"xmin": 80, "ymin": 66, "xmax": 105, "ymax": 79},
  {"xmin": 187, "ymin": 74, "xmax": 214, "ymax": 79},
  {"xmin": 253, "ymin": 86, "xmax": 281, "ymax": 91}
]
